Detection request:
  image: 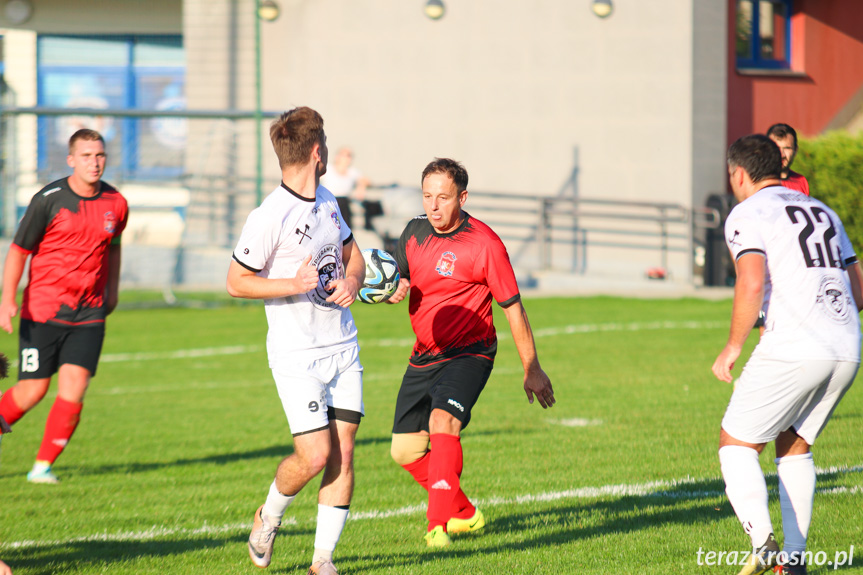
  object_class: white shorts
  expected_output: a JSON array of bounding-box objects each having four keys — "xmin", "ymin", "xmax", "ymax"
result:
[
  {"xmin": 271, "ymin": 345, "xmax": 364, "ymax": 436},
  {"xmin": 721, "ymin": 354, "xmax": 858, "ymax": 445}
]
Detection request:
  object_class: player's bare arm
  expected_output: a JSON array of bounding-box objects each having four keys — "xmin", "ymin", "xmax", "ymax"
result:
[
  {"xmin": 326, "ymin": 239, "xmax": 364, "ymax": 307},
  {"xmin": 712, "ymin": 252, "xmax": 765, "ymax": 383},
  {"xmin": 105, "ymin": 244, "xmax": 122, "ymax": 315},
  {"xmin": 0, "ymin": 248, "xmax": 28, "ymax": 334},
  {"xmin": 501, "ymin": 300, "xmax": 555, "ymax": 409},
  {"xmin": 387, "ymin": 278, "xmax": 410, "ymax": 304},
  {"xmin": 226, "ymin": 255, "xmax": 319, "ymax": 300},
  {"xmin": 846, "ymin": 262, "xmax": 863, "ymax": 312}
]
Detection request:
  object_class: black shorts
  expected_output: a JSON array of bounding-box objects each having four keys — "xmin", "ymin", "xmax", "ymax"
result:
[
  {"xmin": 18, "ymin": 319, "xmax": 105, "ymax": 380},
  {"xmin": 392, "ymin": 355, "xmax": 494, "ymax": 433}
]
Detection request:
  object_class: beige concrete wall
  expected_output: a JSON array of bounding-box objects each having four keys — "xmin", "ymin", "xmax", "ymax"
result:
[
  {"xmin": 250, "ymin": 0, "xmax": 719, "ymax": 207},
  {"xmin": 1, "ymin": 0, "xmax": 730, "ymax": 283},
  {"xmin": 194, "ymin": 0, "xmax": 726, "ymax": 279}
]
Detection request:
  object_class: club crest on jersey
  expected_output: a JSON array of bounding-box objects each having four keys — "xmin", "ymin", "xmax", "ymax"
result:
[
  {"xmin": 331, "ymin": 211, "xmax": 341, "ymax": 229},
  {"xmin": 816, "ymin": 277, "xmax": 854, "ymax": 324},
  {"xmin": 309, "ymin": 244, "xmax": 343, "ymax": 310},
  {"xmin": 103, "ymin": 211, "xmax": 116, "ymax": 234},
  {"xmin": 435, "ymin": 251, "xmax": 457, "ymax": 277}
]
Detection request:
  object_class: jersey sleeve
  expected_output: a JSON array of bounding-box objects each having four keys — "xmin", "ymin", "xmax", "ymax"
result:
[
  {"xmin": 833, "ymin": 212, "xmax": 858, "ymax": 267},
  {"xmin": 477, "ymin": 234, "xmax": 520, "ymax": 306},
  {"xmin": 395, "ymin": 223, "xmax": 411, "ymax": 281},
  {"xmin": 233, "ymin": 206, "xmax": 280, "ymax": 272},
  {"xmin": 13, "ymin": 192, "xmax": 50, "ymax": 253},
  {"xmin": 110, "ymin": 197, "xmax": 130, "ymax": 246},
  {"xmin": 724, "ymin": 207, "xmax": 765, "ymax": 261}
]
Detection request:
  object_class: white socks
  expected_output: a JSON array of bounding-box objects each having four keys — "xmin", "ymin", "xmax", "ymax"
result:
[
  {"xmin": 313, "ymin": 504, "xmax": 350, "ymax": 563},
  {"xmin": 776, "ymin": 452, "xmax": 815, "ymax": 556},
  {"xmin": 719, "ymin": 445, "xmax": 774, "ymax": 548},
  {"xmin": 263, "ymin": 480, "xmax": 295, "ymax": 522}
]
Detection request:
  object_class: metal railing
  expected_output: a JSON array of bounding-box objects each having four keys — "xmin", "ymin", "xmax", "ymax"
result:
[{"xmin": 446, "ymin": 190, "xmax": 722, "ymax": 276}]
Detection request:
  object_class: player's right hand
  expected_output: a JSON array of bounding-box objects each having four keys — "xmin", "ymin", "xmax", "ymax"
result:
[
  {"xmin": 0, "ymin": 301, "xmax": 18, "ymax": 334},
  {"xmin": 711, "ymin": 343, "xmax": 741, "ymax": 383},
  {"xmin": 294, "ymin": 254, "xmax": 320, "ymax": 293},
  {"xmin": 387, "ymin": 278, "xmax": 410, "ymax": 304}
]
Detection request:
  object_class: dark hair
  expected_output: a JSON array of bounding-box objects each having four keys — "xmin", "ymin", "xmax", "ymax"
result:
[
  {"xmin": 269, "ymin": 107, "xmax": 325, "ymax": 169},
  {"xmin": 421, "ymin": 158, "xmax": 468, "ymax": 192},
  {"xmin": 727, "ymin": 134, "xmax": 782, "ymax": 183},
  {"xmin": 68, "ymin": 129, "xmax": 104, "ymax": 153},
  {"xmin": 766, "ymin": 123, "xmax": 798, "ymax": 148}
]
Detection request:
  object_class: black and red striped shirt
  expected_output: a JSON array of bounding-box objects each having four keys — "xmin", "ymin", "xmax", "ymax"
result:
[
  {"xmin": 395, "ymin": 212, "xmax": 520, "ymax": 366},
  {"xmin": 13, "ymin": 177, "xmax": 128, "ymax": 326}
]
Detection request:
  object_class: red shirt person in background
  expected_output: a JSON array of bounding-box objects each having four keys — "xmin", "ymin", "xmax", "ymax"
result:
[
  {"xmin": 767, "ymin": 123, "xmax": 810, "ymax": 196},
  {"xmin": 0, "ymin": 128, "xmax": 128, "ymax": 484}
]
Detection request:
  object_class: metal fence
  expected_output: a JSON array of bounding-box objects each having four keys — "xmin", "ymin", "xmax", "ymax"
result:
[{"xmin": 1, "ymin": 107, "xmax": 723, "ymax": 292}]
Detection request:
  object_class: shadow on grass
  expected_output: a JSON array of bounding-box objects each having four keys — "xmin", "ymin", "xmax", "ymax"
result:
[
  {"xmin": 70, "ymin": 430, "xmax": 514, "ymax": 478},
  {"xmin": 71, "ymin": 434, "xmax": 398, "ymax": 477},
  {"xmin": 2, "ymin": 468, "xmax": 858, "ymax": 574},
  {"xmin": 336, "ymin": 467, "xmax": 863, "ymax": 573},
  {"xmin": 1, "ymin": 530, "xmax": 316, "ymax": 575}
]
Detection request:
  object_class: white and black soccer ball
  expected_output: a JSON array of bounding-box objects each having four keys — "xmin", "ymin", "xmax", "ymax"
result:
[{"xmin": 358, "ymin": 248, "xmax": 400, "ymax": 304}]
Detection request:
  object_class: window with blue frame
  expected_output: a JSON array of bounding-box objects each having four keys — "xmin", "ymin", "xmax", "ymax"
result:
[
  {"xmin": 736, "ymin": 0, "xmax": 792, "ymax": 70},
  {"xmin": 37, "ymin": 35, "xmax": 185, "ymax": 181}
]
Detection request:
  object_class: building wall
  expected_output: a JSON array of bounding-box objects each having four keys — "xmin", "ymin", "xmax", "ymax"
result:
[
  {"xmin": 727, "ymin": 0, "xmax": 863, "ymax": 142},
  {"xmin": 182, "ymin": 0, "xmax": 726, "ymax": 279},
  {"xmin": 3, "ymin": 0, "xmax": 731, "ymax": 283},
  {"xmin": 251, "ymin": 0, "xmax": 713, "ymax": 207},
  {"xmin": 0, "ymin": 0, "xmax": 182, "ymax": 33}
]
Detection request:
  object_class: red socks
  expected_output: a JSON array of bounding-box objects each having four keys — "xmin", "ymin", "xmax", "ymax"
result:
[
  {"xmin": 400, "ymin": 435, "xmax": 477, "ymax": 529},
  {"xmin": 401, "ymin": 451, "xmax": 431, "ymax": 488},
  {"xmin": 36, "ymin": 397, "xmax": 83, "ymax": 464},
  {"xmin": 426, "ymin": 434, "xmax": 464, "ymax": 530},
  {"xmin": 0, "ymin": 388, "xmax": 26, "ymax": 428}
]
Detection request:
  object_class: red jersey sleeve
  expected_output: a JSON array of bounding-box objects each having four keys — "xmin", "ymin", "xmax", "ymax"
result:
[{"xmin": 476, "ymin": 231, "xmax": 520, "ymax": 307}]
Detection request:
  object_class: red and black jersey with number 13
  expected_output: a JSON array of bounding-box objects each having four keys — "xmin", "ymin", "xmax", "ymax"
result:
[{"xmin": 12, "ymin": 177, "xmax": 128, "ymax": 326}]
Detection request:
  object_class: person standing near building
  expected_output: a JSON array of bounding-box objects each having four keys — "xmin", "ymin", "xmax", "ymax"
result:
[
  {"xmin": 0, "ymin": 129, "xmax": 128, "ymax": 484},
  {"xmin": 712, "ymin": 134, "xmax": 861, "ymax": 575},
  {"xmin": 320, "ymin": 146, "xmax": 370, "ymax": 231},
  {"xmin": 387, "ymin": 157, "xmax": 555, "ymax": 548},
  {"xmin": 767, "ymin": 123, "xmax": 810, "ymax": 196},
  {"xmin": 226, "ymin": 107, "xmax": 365, "ymax": 575}
]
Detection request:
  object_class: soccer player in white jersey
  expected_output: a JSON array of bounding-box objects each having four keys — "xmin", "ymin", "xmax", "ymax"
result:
[
  {"xmin": 226, "ymin": 107, "xmax": 365, "ymax": 575},
  {"xmin": 712, "ymin": 134, "xmax": 863, "ymax": 575}
]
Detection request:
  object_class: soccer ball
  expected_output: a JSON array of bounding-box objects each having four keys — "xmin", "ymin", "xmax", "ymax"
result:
[{"xmin": 358, "ymin": 248, "xmax": 400, "ymax": 304}]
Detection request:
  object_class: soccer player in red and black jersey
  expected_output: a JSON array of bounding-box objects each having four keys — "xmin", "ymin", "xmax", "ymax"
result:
[
  {"xmin": 0, "ymin": 128, "xmax": 128, "ymax": 484},
  {"xmin": 387, "ymin": 158, "xmax": 555, "ymax": 547},
  {"xmin": 767, "ymin": 123, "xmax": 810, "ymax": 196}
]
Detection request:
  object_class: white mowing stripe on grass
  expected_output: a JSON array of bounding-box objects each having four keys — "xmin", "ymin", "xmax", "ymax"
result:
[
  {"xmin": 4, "ymin": 463, "xmax": 860, "ymax": 550},
  {"xmin": 2, "ymin": 519, "xmax": 293, "ymax": 550},
  {"xmin": 88, "ymin": 320, "xmax": 726, "ymax": 365}
]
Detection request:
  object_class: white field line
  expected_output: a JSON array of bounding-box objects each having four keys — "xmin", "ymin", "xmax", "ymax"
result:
[
  {"xmin": 87, "ymin": 320, "xmax": 725, "ymax": 365},
  {"xmin": 3, "ymin": 463, "xmax": 860, "ymax": 551}
]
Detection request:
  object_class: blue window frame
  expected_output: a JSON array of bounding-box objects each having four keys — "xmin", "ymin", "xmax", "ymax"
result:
[
  {"xmin": 37, "ymin": 35, "xmax": 185, "ymax": 182},
  {"xmin": 735, "ymin": 0, "xmax": 792, "ymax": 70}
]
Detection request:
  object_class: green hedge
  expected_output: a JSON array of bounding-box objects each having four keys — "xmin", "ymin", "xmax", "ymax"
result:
[{"xmin": 795, "ymin": 131, "xmax": 863, "ymax": 252}]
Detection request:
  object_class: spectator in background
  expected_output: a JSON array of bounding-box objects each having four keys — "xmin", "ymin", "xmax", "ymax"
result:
[
  {"xmin": 321, "ymin": 146, "xmax": 371, "ymax": 230},
  {"xmin": 767, "ymin": 123, "xmax": 810, "ymax": 196}
]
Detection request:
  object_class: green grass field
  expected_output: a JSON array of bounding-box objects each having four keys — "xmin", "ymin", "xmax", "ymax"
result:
[{"xmin": 1, "ymin": 294, "xmax": 861, "ymax": 574}]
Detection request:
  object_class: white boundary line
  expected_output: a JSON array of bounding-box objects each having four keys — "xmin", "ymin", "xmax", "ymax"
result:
[
  {"xmin": 91, "ymin": 320, "xmax": 726, "ymax": 365},
  {"xmin": 3, "ymin": 463, "xmax": 860, "ymax": 550}
]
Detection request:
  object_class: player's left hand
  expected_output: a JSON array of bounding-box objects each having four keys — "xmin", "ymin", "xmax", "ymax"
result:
[
  {"xmin": 326, "ymin": 277, "xmax": 359, "ymax": 307},
  {"xmin": 524, "ymin": 365, "xmax": 555, "ymax": 409},
  {"xmin": 712, "ymin": 344, "xmax": 741, "ymax": 383}
]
